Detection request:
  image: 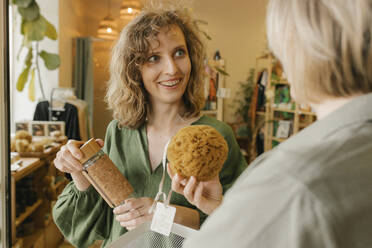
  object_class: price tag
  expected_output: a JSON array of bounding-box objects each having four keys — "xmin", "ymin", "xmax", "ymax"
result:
[
  {"xmin": 217, "ymin": 88, "xmax": 231, "ymax": 98},
  {"xmin": 150, "ymin": 202, "xmax": 176, "ymax": 236}
]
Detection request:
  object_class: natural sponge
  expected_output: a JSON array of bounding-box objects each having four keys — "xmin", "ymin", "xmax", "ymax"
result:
[{"xmin": 167, "ymin": 125, "xmax": 228, "ymax": 181}]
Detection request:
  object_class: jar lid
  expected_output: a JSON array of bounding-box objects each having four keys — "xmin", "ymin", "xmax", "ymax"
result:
[{"xmin": 79, "ymin": 138, "xmax": 101, "ymax": 164}]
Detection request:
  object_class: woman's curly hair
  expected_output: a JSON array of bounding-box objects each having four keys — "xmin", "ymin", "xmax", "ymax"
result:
[{"xmin": 105, "ymin": 5, "xmax": 206, "ymax": 129}]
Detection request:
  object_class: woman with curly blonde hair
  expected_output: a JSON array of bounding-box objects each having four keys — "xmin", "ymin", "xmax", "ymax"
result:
[
  {"xmin": 52, "ymin": 4, "xmax": 247, "ymax": 248},
  {"xmin": 106, "ymin": 8, "xmax": 206, "ymax": 129}
]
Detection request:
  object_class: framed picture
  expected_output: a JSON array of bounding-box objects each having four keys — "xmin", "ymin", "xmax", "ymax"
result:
[
  {"xmin": 15, "ymin": 121, "xmax": 30, "ymax": 132},
  {"xmin": 276, "ymin": 120, "xmax": 292, "ymax": 138},
  {"xmin": 30, "ymin": 121, "xmax": 48, "ymax": 137},
  {"xmin": 47, "ymin": 121, "xmax": 65, "ymax": 136}
]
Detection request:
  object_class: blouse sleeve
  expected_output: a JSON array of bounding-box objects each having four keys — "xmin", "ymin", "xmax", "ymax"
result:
[
  {"xmin": 52, "ymin": 183, "xmax": 113, "ymax": 247},
  {"xmin": 52, "ymin": 121, "xmax": 118, "ymax": 247},
  {"xmin": 219, "ymin": 125, "xmax": 248, "ymax": 194}
]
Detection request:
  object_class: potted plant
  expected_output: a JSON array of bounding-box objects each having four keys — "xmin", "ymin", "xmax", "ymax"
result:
[
  {"xmin": 12, "ymin": 0, "xmax": 60, "ymax": 101},
  {"xmin": 232, "ymin": 68, "xmax": 255, "ymax": 138}
]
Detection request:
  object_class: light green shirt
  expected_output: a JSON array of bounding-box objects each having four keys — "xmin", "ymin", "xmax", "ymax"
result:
[
  {"xmin": 53, "ymin": 115, "xmax": 247, "ymax": 247},
  {"xmin": 185, "ymin": 93, "xmax": 372, "ymax": 248}
]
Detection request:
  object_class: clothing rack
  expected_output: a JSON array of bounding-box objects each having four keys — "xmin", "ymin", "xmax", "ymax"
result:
[{"xmin": 49, "ymin": 87, "xmax": 76, "ymax": 121}]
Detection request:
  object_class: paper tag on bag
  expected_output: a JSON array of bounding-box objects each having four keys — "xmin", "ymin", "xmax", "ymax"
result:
[{"xmin": 150, "ymin": 202, "xmax": 176, "ymax": 236}]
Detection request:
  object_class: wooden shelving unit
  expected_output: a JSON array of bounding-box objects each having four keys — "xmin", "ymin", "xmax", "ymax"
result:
[
  {"xmin": 11, "ymin": 148, "xmax": 65, "ymax": 247},
  {"xmin": 253, "ymin": 53, "xmax": 317, "ymax": 152},
  {"xmin": 12, "ymin": 158, "xmax": 44, "ymax": 181},
  {"xmin": 201, "ymin": 59, "xmax": 226, "ymax": 121},
  {"xmin": 22, "ymin": 228, "xmax": 44, "ymax": 248},
  {"xmin": 15, "ymin": 199, "xmax": 42, "ymax": 227}
]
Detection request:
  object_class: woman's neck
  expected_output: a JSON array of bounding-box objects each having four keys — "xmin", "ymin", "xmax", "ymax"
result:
[
  {"xmin": 310, "ymin": 96, "xmax": 355, "ymax": 120},
  {"xmin": 147, "ymin": 101, "xmax": 186, "ymax": 130}
]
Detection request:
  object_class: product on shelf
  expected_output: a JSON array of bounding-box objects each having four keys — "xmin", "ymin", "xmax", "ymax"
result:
[
  {"xmin": 16, "ymin": 175, "xmax": 38, "ymax": 217},
  {"xmin": 14, "ymin": 130, "xmax": 32, "ymax": 143},
  {"xmin": 15, "ymin": 139, "xmax": 30, "ymax": 153},
  {"xmin": 167, "ymin": 125, "xmax": 228, "ymax": 181}
]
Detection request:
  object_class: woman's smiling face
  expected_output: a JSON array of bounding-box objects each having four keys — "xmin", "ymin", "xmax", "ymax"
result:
[{"xmin": 140, "ymin": 25, "xmax": 191, "ymax": 106}]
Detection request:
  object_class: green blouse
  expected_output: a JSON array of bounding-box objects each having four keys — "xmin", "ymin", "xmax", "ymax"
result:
[{"xmin": 52, "ymin": 115, "xmax": 247, "ymax": 247}]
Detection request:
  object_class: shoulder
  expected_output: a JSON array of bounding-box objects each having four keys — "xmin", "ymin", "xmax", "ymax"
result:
[
  {"xmin": 106, "ymin": 120, "xmax": 138, "ymax": 136},
  {"xmin": 195, "ymin": 115, "xmax": 234, "ymax": 139},
  {"xmin": 104, "ymin": 120, "xmax": 140, "ymax": 152}
]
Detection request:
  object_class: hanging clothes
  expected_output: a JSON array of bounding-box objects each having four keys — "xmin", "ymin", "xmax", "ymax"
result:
[
  {"xmin": 33, "ymin": 101, "xmax": 81, "ymax": 140},
  {"xmin": 256, "ymin": 70, "xmax": 267, "ymax": 111},
  {"xmin": 66, "ymin": 98, "xmax": 92, "ymax": 141}
]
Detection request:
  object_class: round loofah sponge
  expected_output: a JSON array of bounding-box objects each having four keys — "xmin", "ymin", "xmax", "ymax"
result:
[{"xmin": 167, "ymin": 125, "xmax": 228, "ymax": 181}]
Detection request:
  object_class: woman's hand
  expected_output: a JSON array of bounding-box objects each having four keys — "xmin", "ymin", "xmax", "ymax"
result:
[
  {"xmin": 54, "ymin": 139, "xmax": 104, "ymax": 191},
  {"xmin": 167, "ymin": 164, "xmax": 223, "ymax": 215},
  {"xmin": 54, "ymin": 139, "xmax": 104, "ymax": 173},
  {"xmin": 114, "ymin": 197, "xmax": 154, "ymax": 231}
]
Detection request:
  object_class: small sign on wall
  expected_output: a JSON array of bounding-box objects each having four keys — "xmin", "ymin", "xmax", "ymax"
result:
[{"xmin": 15, "ymin": 120, "xmax": 65, "ymax": 137}]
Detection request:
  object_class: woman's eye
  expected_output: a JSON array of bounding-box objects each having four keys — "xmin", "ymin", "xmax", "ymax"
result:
[
  {"xmin": 175, "ymin": 49, "xmax": 186, "ymax": 57},
  {"xmin": 147, "ymin": 55, "xmax": 159, "ymax": 63}
]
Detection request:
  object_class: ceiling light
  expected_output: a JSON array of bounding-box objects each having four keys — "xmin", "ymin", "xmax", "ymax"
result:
[
  {"xmin": 120, "ymin": 0, "xmax": 141, "ymax": 20},
  {"xmin": 97, "ymin": 0, "xmax": 118, "ymax": 40}
]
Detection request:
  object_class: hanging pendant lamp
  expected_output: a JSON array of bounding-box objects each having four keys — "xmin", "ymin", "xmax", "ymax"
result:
[
  {"xmin": 120, "ymin": 0, "xmax": 141, "ymax": 20},
  {"xmin": 97, "ymin": 0, "xmax": 118, "ymax": 40}
]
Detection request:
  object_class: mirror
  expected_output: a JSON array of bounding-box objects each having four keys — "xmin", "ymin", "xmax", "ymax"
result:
[{"xmin": 7, "ymin": 0, "xmax": 268, "ymax": 246}]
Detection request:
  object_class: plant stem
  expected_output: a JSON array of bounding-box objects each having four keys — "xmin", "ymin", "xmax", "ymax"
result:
[{"xmin": 35, "ymin": 42, "xmax": 46, "ymax": 99}]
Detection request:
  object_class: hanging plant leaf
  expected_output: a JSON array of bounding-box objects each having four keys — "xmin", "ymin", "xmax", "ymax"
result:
[
  {"xmin": 194, "ymin": 19, "xmax": 208, "ymax": 25},
  {"xmin": 201, "ymin": 31, "xmax": 212, "ymax": 40},
  {"xmin": 39, "ymin": 50, "xmax": 60, "ymax": 70},
  {"xmin": 13, "ymin": 0, "xmax": 32, "ymax": 8},
  {"xmin": 22, "ymin": 15, "xmax": 47, "ymax": 41},
  {"xmin": 28, "ymin": 68, "xmax": 36, "ymax": 101},
  {"xmin": 16, "ymin": 48, "xmax": 33, "ymax": 91},
  {"xmin": 215, "ymin": 66, "xmax": 230, "ymax": 76},
  {"xmin": 22, "ymin": 36, "xmax": 32, "ymax": 48},
  {"xmin": 16, "ymin": 66, "xmax": 31, "ymax": 91},
  {"xmin": 18, "ymin": 1, "xmax": 39, "ymax": 21},
  {"xmin": 20, "ymin": 19, "xmax": 25, "ymax": 35},
  {"xmin": 45, "ymin": 18, "xmax": 57, "ymax": 40},
  {"xmin": 25, "ymin": 48, "xmax": 33, "ymax": 67}
]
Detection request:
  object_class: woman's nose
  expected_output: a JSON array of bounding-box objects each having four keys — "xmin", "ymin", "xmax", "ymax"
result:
[{"xmin": 163, "ymin": 56, "xmax": 178, "ymax": 75}]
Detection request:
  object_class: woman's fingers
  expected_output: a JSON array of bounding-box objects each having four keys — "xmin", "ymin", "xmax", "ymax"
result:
[
  {"xmin": 60, "ymin": 147, "xmax": 83, "ymax": 170},
  {"xmin": 54, "ymin": 139, "xmax": 85, "ymax": 173},
  {"xmin": 96, "ymin": 139, "xmax": 104, "ymax": 147},
  {"xmin": 54, "ymin": 156, "xmax": 77, "ymax": 173},
  {"xmin": 183, "ymin": 176, "xmax": 198, "ymax": 204},
  {"xmin": 193, "ymin": 181, "xmax": 205, "ymax": 207},
  {"xmin": 54, "ymin": 140, "xmax": 85, "ymax": 173},
  {"xmin": 114, "ymin": 198, "xmax": 141, "ymax": 214},
  {"xmin": 171, "ymin": 174, "xmax": 185, "ymax": 194},
  {"xmin": 114, "ymin": 198, "xmax": 154, "ymax": 230},
  {"xmin": 113, "ymin": 198, "xmax": 153, "ymax": 215},
  {"xmin": 119, "ymin": 214, "xmax": 153, "ymax": 230},
  {"xmin": 66, "ymin": 140, "xmax": 85, "ymax": 159},
  {"xmin": 167, "ymin": 163, "xmax": 174, "ymax": 178},
  {"xmin": 115, "ymin": 206, "xmax": 145, "ymax": 222}
]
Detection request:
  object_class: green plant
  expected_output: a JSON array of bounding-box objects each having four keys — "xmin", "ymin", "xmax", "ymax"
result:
[
  {"xmin": 234, "ymin": 68, "xmax": 255, "ymax": 122},
  {"xmin": 232, "ymin": 68, "xmax": 255, "ymax": 137},
  {"xmin": 12, "ymin": 0, "xmax": 61, "ymax": 101}
]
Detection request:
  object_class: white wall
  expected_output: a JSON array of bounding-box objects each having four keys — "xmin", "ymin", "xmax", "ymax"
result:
[
  {"xmin": 193, "ymin": 0, "xmax": 269, "ymax": 123},
  {"xmin": 11, "ymin": 0, "xmax": 59, "ymax": 130}
]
